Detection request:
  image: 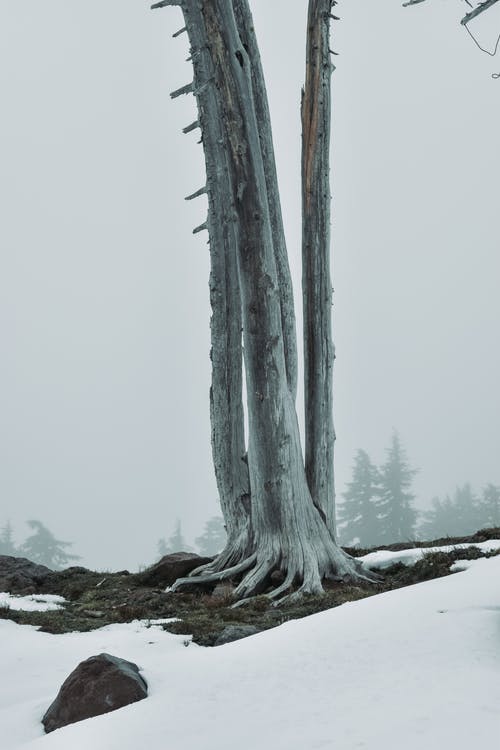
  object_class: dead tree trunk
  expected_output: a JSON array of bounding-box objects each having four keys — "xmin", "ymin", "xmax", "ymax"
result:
[
  {"xmin": 232, "ymin": 0, "xmax": 298, "ymax": 401},
  {"xmin": 169, "ymin": 0, "xmax": 252, "ymax": 571},
  {"xmin": 207, "ymin": 160, "xmax": 251, "ymax": 564},
  {"xmin": 302, "ymin": 0, "xmax": 337, "ymax": 537},
  {"xmin": 153, "ymin": 0, "xmax": 373, "ymax": 601},
  {"xmin": 156, "ymin": 0, "xmax": 258, "ymax": 588}
]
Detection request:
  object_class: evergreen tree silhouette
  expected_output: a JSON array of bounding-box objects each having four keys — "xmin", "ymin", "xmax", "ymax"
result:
[
  {"xmin": 418, "ymin": 496, "xmax": 455, "ymax": 539},
  {"xmin": 377, "ymin": 432, "xmax": 418, "ymax": 543},
  {"xmin": 159, "ymin": 520, "xmax": 191, "ymax": 555},
  {"xmin": 195, "ymin": 516, "xmax": 227, "ymax": 556},
  {"xmin": 20, "ymin": 520, "xmax": 80, "ymax": 570},
  {"xmin": 479, "ymin": 484, "xmax": 500, "ymax": 528},
  {"xmin": 337, "ymin": 450, "xmax": 381, "ymax": 547},
  {"xmin": 452, "ymin": 484, "xmax": 481, "ymax": 536},
  {"xmin": 157, "ymin": 537, "xmax": 169, "ymax": 558},
  {"xmin": 0, "ymin": 520, "xmax": 17, "ymax": 556}
]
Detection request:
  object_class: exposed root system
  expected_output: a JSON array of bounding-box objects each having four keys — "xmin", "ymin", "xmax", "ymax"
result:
[{"xmin": 171, "ymin": 536, "xmax": 380, "ymax": 603}]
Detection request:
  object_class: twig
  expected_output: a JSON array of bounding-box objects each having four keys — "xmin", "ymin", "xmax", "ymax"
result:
[{"xmin": 461, "ymin": 0, "xmax": 500, "ymax": 26}]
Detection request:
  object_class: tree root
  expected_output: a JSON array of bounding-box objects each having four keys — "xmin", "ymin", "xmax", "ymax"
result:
[
  {"xmin": 170, "ymin": 553, "xmax": 256, "ymax": 592},
  {"xmin": 166, "ymin": 482, "xmax": 380, "ymax": 602},
  {"xmin": 170, "ymin": 533, "xmax": 381, "ymax": 604}
]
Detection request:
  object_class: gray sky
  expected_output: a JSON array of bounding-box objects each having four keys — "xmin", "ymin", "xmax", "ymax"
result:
[{"xmin": 1, "ymin": 1, "xmax": 499, "ymax": 570}]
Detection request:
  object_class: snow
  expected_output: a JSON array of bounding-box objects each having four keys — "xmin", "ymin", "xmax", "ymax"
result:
[
  {"xmin": 359, "ymin": 539, "xmax": 500, "ymax": 570},
  {"xmin": 0, "ymin": 593, "xmax": 65, "ymax": 612},
  {"xmin": 2, "ymin": 555, "xmax": 500, "ymax": 750}
]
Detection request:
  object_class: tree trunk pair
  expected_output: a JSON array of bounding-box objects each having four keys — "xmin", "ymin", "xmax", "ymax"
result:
[{"xmin": 154, "ymin": 0, "xmax": 370, "ymax": 601}]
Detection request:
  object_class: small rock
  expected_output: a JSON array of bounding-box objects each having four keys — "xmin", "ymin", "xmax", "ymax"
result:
[
  {"xmin": 0, "ymin": 556, "xmax": 52, "ymax": 595},
  {"xmin": 58, "ymin": 566, "xmax": 90, "ymax": 575},
  {"xmin": 214, "ymin": 624, "xmax": 260, "ymax": 646},
  {"xmin": 42, "ymin": 653, "xmax": 147, "ymax": 733},
  {"xmin": 135, "ymin": 552, "xmax": 213, "ymax": 587}
]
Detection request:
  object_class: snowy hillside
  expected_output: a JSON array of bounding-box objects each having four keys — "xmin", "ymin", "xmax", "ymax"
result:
[{"xmin": 2, "ymin": 553, "xmax": 500, "ymax": 750}]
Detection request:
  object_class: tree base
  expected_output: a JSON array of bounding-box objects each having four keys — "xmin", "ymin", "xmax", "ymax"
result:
[{"xmin": 170, "ymin": 539, "xmax": 380, "ymax": 604}]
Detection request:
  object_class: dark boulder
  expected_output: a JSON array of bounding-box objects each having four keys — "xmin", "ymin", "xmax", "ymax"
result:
[
  {"xmin": 42, "ymin": 653, "xmax": 147, "ymax": 733},
  {"xmin": 0, "ymin": 556, "xmax": 52, "ymax": 595},
  {"xmin": 214, "ymin": 624, "xmax": 261, "ymax": 646},
  {"xmin": 135, "ymin": 552, "xmax": 212, "ymax": 587}
]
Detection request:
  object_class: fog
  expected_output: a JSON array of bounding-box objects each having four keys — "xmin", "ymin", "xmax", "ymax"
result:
[{"xmin": 1, "ymin": 1, "xmax": 499, "ymax": 570}]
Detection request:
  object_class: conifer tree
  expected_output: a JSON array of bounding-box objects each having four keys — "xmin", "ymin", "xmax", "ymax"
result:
[
  {"xmin": 452, "ymin": 484, "xmax": 481, "ymax": 536},
  {"xmin": 160, "ymin": 520, "xmax": 191, "ymax": 554},
  {"xmin": 480, "ymin": 484, "xmax": 500, "ymax": 528},
  {"xmin": 157, "ymin": 537, "xmax": 169, "ymax": 559},
  {"xmin": 418, "ymin": 496, "xmax": 455, "ymax": 540},
  {"xmin": 337, "ymin": 450, "xmax": 381, "ymax": 547},
  {"xmin": 0, "ymin": 520, "xmax": 17, "ymax": 556},
  {"xmin": 377, "ymin": 432, "xmax": 418, "ymax": 543},
  {"xmin": 195, "ymin": 516, "xmax": 227, "ymax": 556},
  {"xmin": 20, "ymin": 520, "xmax": 80, "ymax": 570}
]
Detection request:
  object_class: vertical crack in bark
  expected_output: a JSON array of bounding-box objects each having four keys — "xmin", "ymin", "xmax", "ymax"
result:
[
  {"xmin": 232, "ymin": 0, "xmax": 298, "ymax": 403},
  {"xmin": 302, "ymin": 0, "xmax": 337, "ymax": 537}
]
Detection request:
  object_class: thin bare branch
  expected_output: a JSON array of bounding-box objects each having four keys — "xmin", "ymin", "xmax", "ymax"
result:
[
  {"xmin": 402, "ymin": 0, "xmax": 500, "ymax": 22},
  {"xmin": 185, "ymin": 186, "xmax": 207, "ymax": 201},
  {"xmin": 151, "ymin": 0, "xmax": 181, "ymax": 9},
  {"xmin": 461, "ymin": 0, "xmax": 500, "ymax": 25},
  {"xmin": 193, "ymin": 221, "xmax": 208, "ymax": 235},
  {"xmin": 170, "ymin": 82, "xmax": 193, "ymax": 99},
  {"xmin": 183, "ymin": 119, "xmax": 200, "ymax": 134}
]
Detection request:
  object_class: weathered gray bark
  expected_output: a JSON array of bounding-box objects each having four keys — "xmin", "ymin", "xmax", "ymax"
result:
[
  {"xmin": 232, "ymin": 0, "xmax": 298, "ymax": 401},
  {"xmin": 163, "ymin": 0, "xmax": 251, "ymax": 569},
  {"xmin": 207, "ymin": 191, "xmax": 251, "ymax": 562},
  {"xmin": 203, "ymin": 68, "xmax": 251, "ymax": 564},
  {"xmin": 302, "ymin": 0, "xmax": 336, "ymax": 537},
  {"xmin": 153, "ymin": 0, "xmax": 374, "ymax": 601}
]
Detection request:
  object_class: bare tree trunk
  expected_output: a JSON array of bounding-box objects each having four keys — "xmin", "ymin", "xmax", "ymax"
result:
[
  {"xmin": 208, "ymin": 196, "xmax": 251, "ymax": 563},
  {"xmin": 203, "ymin": 45, "xmax": 251, "ymax": 564},
  {"xmin": 232, "ymin": 0, "xmax": 298, "ymax": 402},
  {"xmin": 302, "ymin": 0, "xmax": 336, "ymax": 536},
  {"xmin": 165, "ymin": 0, "xmax": 251, "ymax": 571},
  {"xmin": 153, "ymin": 0, "xmax": 374, "ymax": 601}
]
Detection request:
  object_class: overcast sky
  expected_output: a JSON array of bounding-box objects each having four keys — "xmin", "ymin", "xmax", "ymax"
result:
[{"xmin": 1, "ymin": 1, "xmax": 499, "ymax": 570}]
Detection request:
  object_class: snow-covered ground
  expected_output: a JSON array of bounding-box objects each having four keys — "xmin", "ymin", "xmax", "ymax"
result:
[
  {"xmin": 1, "ymin": 553, "xmax": 500, "ymax": 750},
  {"xmin": 0, "ymin": 594, "xmax": 65, "ymax": 613},
  {"xmin": 359, "ymin": 539, "xmax": 500, "ymax": 570}
]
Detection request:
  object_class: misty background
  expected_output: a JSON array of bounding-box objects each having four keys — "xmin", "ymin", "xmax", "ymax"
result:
[{"xmin": 1, "ymin": 1, "xmax": 499, "ymax": 570}]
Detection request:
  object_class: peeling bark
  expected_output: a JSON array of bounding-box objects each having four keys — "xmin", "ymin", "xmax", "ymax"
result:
[{"xmin": 302, "ymin": 0, "xmax": 336, "ymax": 537}]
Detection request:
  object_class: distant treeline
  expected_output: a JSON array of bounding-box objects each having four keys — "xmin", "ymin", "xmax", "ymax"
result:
[
  {"xmin": 337, "ymin": 431, "xmax": 500, "ymax": 547},
  {"xmin": 0, "ymin": 519, "xmax": 80, "ymax": 570},
  {"xmin": 157, "ymin": 516, "xmax": 227, "ymax": 559},
  {"xmin": 4, "ymin": 439, "xmax": 499, "ymax": 571}
]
